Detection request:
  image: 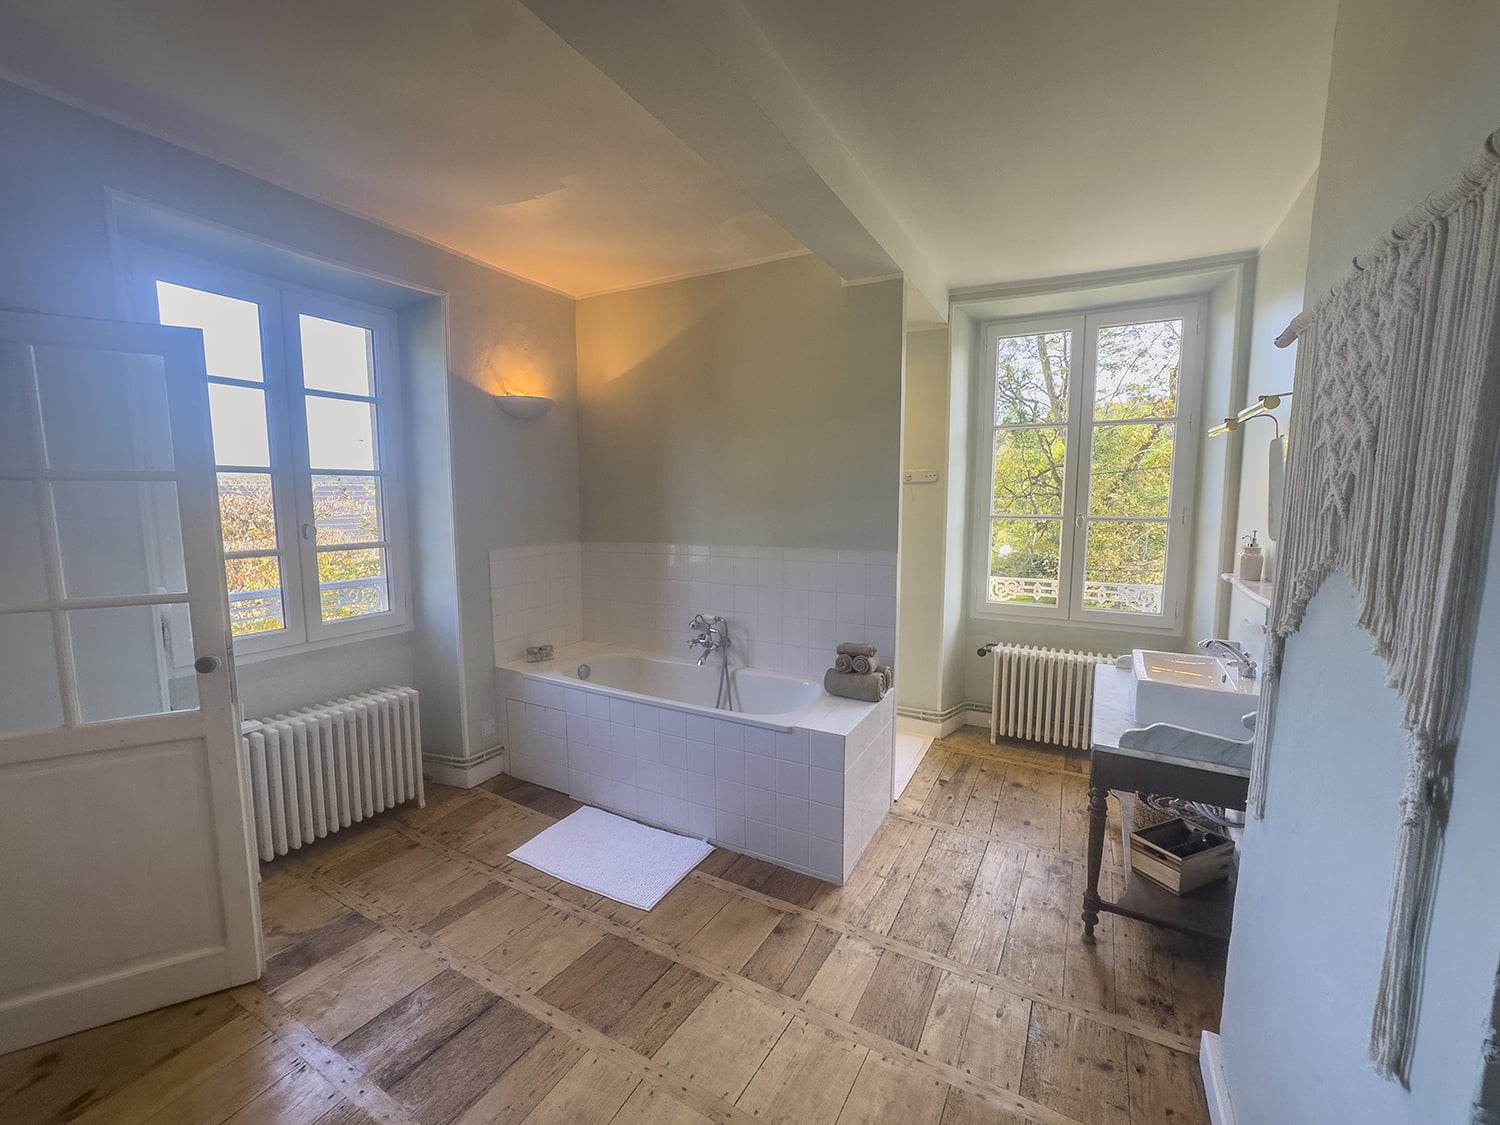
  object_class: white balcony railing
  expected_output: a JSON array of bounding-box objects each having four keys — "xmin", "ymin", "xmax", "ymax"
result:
[
  {"xmin": 228, "ymin": 577, "xmax": 388, "ymax": 632},
  {"xmin": 988, "ymin": 576, "xmax": 1162, "ymax": 615}
]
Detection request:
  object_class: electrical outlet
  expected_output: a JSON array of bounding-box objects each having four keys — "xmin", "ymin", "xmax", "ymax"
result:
[{"xmin": 479, "ymin": 717, "xmax": 497, "ymax": 740}]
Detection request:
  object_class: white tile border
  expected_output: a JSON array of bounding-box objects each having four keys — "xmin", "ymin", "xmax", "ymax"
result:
[{"xmin": 1200, "ymin": 1031, "xmax": 1238, "ymax": 1125}]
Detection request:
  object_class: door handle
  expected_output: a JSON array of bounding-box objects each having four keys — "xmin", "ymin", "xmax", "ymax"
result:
[{"xmin": 194, "ymin": 655, "xmax": 221, "ymax": 674}]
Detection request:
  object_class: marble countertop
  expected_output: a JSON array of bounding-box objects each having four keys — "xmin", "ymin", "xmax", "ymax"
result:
[{"xmin": 1091, "ymin": 665, "xmax": 1253, "ymax": 778}]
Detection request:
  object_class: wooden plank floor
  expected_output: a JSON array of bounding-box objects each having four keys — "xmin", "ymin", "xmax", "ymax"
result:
[{"xmin": 0, "ymin": 728, "xmax": 1223, "ymax": 1125}]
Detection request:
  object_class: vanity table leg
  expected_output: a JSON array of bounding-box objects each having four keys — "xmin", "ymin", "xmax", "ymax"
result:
[{"xmin": 1082, "ymin": 785, "xmax": 1108, "ymax": 944}]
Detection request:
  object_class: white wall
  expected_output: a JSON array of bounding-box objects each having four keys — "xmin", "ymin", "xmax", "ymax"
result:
[
  {"xmin": 1218, "ymin": 4, "xmax": 1500, "ymax": 1121},
  {"xmin": 575, "ymin": 255, "xmax": 904, "ymax": 552},
  {"xmin": 896, "ymin": 328, "xmax": 950, "ymax": 713},
  {"xmin": 0, "ymin": 81, "xmax": 580, "ymax": 764}
]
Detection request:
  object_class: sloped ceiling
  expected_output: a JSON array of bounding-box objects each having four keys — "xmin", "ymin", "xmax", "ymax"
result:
[
  {"xmin": 0, "ymin": 0, "xmax": 803, "ymax": 297},
  {"xmin": 0, "ymin": 0, "xmax": 1337, "ymax": 309}
]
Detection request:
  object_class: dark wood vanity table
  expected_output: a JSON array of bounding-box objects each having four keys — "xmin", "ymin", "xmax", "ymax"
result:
[{"xmin": 1081, "ymin": 666, "xmax": 1251, "ymax": 944}]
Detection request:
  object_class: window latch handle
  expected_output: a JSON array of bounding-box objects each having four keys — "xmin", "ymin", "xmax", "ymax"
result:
[{"xmin": 301, "ymin": 522, "xmax": 314, "ymax": 541}]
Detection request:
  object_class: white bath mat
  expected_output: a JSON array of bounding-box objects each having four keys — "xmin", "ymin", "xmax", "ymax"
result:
[{"xmin": 508, "ymin": 806, "xmax": 713, "ymax": 910}]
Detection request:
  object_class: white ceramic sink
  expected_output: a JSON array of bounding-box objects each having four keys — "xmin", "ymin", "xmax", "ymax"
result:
[{"xmin": 1130, "ymin": 649, "xmax": 1259, "ymax": 741}]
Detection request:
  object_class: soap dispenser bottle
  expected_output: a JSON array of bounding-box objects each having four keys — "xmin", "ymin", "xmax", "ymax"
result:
[{"xmin": 1238, "ymin": 531, "xmax": 1264, "ymax": 582}]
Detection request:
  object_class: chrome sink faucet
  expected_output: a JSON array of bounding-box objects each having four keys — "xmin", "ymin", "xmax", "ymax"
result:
[
  {"xmin": 688, "ymin": 614, "xmax": 729, "ymax": 666},
  {"xmin": 1199, "ymin": 637, "xmax": 1257, "ymax": 679}
]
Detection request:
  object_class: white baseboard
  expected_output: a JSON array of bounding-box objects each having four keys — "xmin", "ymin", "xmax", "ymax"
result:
[
  {"xmin": 1200, "ymin": 1031, "xmax": 1237, "ymax": 1125},
  {"xmin": 960, "ymin": 708, "xmax": 991, "ymax": 733},
  {"xmin": 896, "ymin": 704, "xmax": 987, "ymax": 738},
  {"xmin": 422, "ymin": 746, "xmax": 507, "ymax": 789}
]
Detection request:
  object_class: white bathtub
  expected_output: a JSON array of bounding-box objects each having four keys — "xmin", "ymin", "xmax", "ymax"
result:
[
  {"xmin": 495, "ymin": 643, "xmax": 895, "ymax": 883},
  {"xmin": 560, "ymin": 652, "xmax": 823, "ymax": 719}
]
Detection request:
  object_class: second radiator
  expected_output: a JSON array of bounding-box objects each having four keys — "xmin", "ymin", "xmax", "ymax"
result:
[{"xmin": 983, "ymin": 644, "xmax": 1114, "ymax": 751}]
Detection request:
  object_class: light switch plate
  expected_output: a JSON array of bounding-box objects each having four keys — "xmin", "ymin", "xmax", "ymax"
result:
[{"xmin": 902, "ymin": 469, "xmax": 940, "ymax": 484}]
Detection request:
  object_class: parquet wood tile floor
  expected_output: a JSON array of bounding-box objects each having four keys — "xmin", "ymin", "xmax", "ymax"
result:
[{"xmin": 0, "ymin": 729, "xmax": 1223, "ymax": 1125}]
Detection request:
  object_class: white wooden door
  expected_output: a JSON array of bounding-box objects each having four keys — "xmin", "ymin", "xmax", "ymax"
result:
[{"xmin": 0, "ymin": 310, "xmax": 262, "ymax": 1053}]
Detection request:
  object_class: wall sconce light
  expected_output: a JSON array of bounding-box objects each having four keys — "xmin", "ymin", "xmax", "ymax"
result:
[
  {"xmin": 1209, "ymin": 392, "xmax": 1290, "ymax": 439},
  {"xmin": 493, "ymin": 393, "xmax": 555, "ymax": 420}
]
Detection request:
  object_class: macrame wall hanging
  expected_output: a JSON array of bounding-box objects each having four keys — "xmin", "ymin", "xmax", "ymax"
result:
[{"xmin": 1250, "ymin": 127, "xmax": 1500, "ymax": 1084}]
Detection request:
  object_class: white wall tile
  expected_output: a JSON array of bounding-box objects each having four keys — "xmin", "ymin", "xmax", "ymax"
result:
[
  {"xmin": 810, "ymin": 732, "xmax": 844, "ymax": 772},
  {"xmin": 776, "ymin": 760, "xmax": 809, "ymax": 797},
  {"xmin": 745, "ymin": 752, "xmax": 777, "ymax": 792},
  {"xmin": 746, "ymin": 785, "xmax": 776, "ymax": 824},
  {"xmin": 810, "ymin": 838, "xmax": 842, "ymax": 881},
  {"xmin": 490, "ymin": 543, "xmax": 583, "ymax": 665},
  {"xmin": 577, "ymin": 541, "xmax": 897, "ymax": 677},
  {"xmin": 777, "ymin": 795, "xmax": 810, "ymax": 834},
  {"xmin": 777, "ymin": 829, "xmax": 810, "ymax": 869},
  {"xmin": 809, "ymin": 767, "xmax": 842, "ymax": 807},
  {"xmin": 746, "ymin": 818, "xmax": 777, "ymax": 858}
]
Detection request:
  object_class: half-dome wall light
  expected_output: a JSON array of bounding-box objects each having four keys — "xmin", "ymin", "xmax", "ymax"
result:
[{"xmin": 493, "ymin": 393, "xmax": 555, "ymax": 420}]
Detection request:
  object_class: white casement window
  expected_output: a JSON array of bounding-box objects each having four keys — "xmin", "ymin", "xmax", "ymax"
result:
[
  {"xmin": 972, "ymin": 301, "xmax": 1204, "ymax": 631},
  {"xmin": 130, "ymin": 253, "xmax": 410, "ymax": 656}
]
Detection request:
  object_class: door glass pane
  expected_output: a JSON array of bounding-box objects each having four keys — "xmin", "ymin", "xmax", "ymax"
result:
[
  {"xmin": 987, "ymin": 518, "xmax": 1060, "ymax": 606},
  {"xmin": 155, "ymin": 282, "xmax": 265, "ymax": 383},
  {"xmin": 0, "ymin": 612, "xmax": 63, "ymax": 732},
  {"xmin": 34, "ymin": 348, "xmax": 173, "ymax": 472},
  {"xmin": 1083, "ymin": 521, "xmax": 1167, "ymax": 615},
  {"xmin": 313, "ymin": 474, "xmax": 381, "ymax": 545},
  {"xmin": 227, "ymin": 556, "xmax": 285, "ymax": 635},
  {"xmin": 53, "ymin": 482, "xmax": 187, "ymax": 598},
  {"xmin": 218, "ymin": 472, "xmax": 277, "ymax": 553},
  {"xmin": 300, "ymin": 315, "xmax": 374, "ymax": 397},
  {"xmin": 1089, "ymin": 422, "xmax": 1174, "ymax": 518},
  {"xmin": 0, "ymin": 342, "xmax": 31, "ymax": 472},
  {"xmin": 305, "ymin": 397, "xmax": 376, "ymax": 470},
  {"xmin": 0, "ymin": 482, "xmax": 48, "ymax": 606},
  {"xmin": 208, "ymin": 384, "xmax": 270, "ymax": 467},
  {"xmin": 68, "ymin": 604, "xmax": 198, "ymax": 721},
  {"xmin": 318, "ymin": 547, "xmax": 388, "ymax": 621},
  {"xmin": 1094, "ymin": 319, "xmax": 1182, "ymax": 419},
  {"xmin": 994, "ymin": 331, "xmax": 1070, "ymax": 424},
  {"xmin": 992, "ymin": 428, "xmax": 1065, "ymax": 515}
]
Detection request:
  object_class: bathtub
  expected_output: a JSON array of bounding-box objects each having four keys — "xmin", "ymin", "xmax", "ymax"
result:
[
  {"xmin": 560, "ymin": 652, "xmax": 823, "ymax": 719},
  {"xmin": 495, "ymin": 643, "xmax": 895, "ymax": 883}
]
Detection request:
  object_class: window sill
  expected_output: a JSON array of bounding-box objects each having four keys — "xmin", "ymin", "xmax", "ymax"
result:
[
  {"xmin": 969, "ymin": 603, "xmax": 1183, "ymax": 635},
  {"xmin": 231, "ymin": 622, "xmax": 415, "ymax": 666}
]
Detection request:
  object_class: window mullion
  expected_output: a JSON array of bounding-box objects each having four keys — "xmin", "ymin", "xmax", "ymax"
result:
[
  {"xmin": 252, "ymin": 286, "xmax": 308, "ymax": 649},
  {"xmin": 1059, "ymin": 314, "xmax": 1092, "ymax": 618},
  {"xmin": 282, "ymin": 295, "xmax": 327, "ymax": 642}
]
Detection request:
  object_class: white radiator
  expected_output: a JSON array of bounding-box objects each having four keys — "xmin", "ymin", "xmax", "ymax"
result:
[
  {"xmin": 983, "ymin": 644, "xmax": 1114, "ymax": 751},
  {"xmin": 242, "ymin": 686, "xmax": 424, "ymax": 861}
]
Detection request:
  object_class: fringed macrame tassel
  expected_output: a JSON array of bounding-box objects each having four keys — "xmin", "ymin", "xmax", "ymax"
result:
[
  {"xmin": 1370, "ymin": 741, "xmax": 1448, "ymax": 1083},
  {"xmin": 1248, "ymin": 653, "xmax": 1280, "ymax": 818}
]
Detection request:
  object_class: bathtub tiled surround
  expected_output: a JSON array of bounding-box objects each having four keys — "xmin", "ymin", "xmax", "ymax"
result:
[
  {"xmin": 497, "ymin": 646, "xmax": 896, "ymax": 883},
  {"xmin": 581, "ymin": 542, "xmax": 898, "ymax": 678},
  {"xmin": 490, "ymin": 544, "xmax": 584, "ymax": 665}
]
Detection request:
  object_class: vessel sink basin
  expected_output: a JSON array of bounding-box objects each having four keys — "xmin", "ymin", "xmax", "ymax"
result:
[{"xmin": 1130, "ymin": 649, "xmax": 1259, "ymax": 742}]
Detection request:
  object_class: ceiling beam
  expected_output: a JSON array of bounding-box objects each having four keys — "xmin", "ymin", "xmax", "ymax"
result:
[{"xmin": 518, "ymin": 0, "xmax": 947, "ymax": 322}]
